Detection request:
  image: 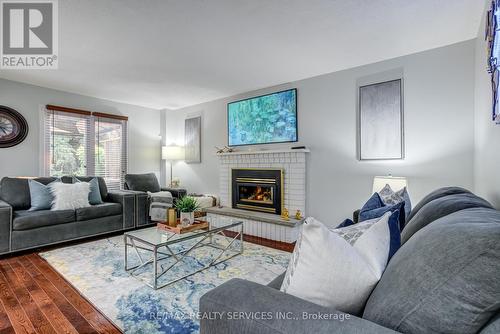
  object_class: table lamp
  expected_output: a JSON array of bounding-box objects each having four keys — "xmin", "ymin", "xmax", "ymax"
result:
[
  {"xmin": 372, "ymin": 175, "xmax": 408, "ymax": 193},
  {"xmin": 162, "ymin": 144, "xmax": 184, "ymax": 187}
]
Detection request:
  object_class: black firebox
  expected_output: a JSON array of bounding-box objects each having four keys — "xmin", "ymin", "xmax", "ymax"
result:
[{"xmin": 231, "ymin": 168, "xmax": 283, "ymax": 215}]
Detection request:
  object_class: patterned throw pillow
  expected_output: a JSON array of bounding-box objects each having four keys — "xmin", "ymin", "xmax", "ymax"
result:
[
  {"xmin": 378, "ymin": 184, "xmax": 412, "ymax": 219},
  {"xmin": 281, "ymin": 211, "xmax": 401, "ymax": 315}
]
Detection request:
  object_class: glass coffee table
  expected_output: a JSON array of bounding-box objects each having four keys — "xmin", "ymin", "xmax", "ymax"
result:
[{"xmin": 124, "ymin": 221, "xmax": 243, "ymax": 289}]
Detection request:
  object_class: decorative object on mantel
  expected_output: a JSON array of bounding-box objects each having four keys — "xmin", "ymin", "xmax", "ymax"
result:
[
  {"xmin": 281, "ymin": 208, "xmax": 290, "ymax": 221},
  {"xmin": 215, "ymin": 145, "xmax": 233, "ymax": 154},
  {"xmin": 359, "ymin": 79, "xmax": 404, "ymax": 160},
  {"xmin": 162, "ymin": 144, "xmax": 184, "ymax": 187},
  {"xmin": 185, "ymin": 116, "xmax": 201, "ymax": 163},
  {"xmin": 175, "ymin": 196, "xmax": 200, "ymax": 226},
  {"xmin": 0, "ymin": 106, "xmax": 29, "ymax": 148},
  {"xmin": 486, "ymin": 0, "xmax": 500, "ymax": 124},
  {"xmin": 295, "ymin": 210, "xmax": 303, "ymax": 220}
]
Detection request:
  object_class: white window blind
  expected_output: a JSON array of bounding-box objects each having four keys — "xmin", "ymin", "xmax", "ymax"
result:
[
  {"xmin": 43, "ymin": 106, "xmax": 128, "ymax": 190},
  {"xmin": 94, "ymin": 116, "xmax": 128, "ymax": 190},
  {"xmin": 44, "ymin": 109, "xmax": 91, "ymax": 177}
]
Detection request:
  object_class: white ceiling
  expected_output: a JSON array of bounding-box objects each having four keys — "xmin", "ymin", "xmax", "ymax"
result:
[{"xmin": 0, "ymin": 0, "xmax": 485, "ymax": 110}]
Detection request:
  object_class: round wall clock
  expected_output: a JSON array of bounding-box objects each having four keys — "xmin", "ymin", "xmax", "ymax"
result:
[{"xmin": 0, "ymin": 106, "xmax": 29, "ymax": 148}]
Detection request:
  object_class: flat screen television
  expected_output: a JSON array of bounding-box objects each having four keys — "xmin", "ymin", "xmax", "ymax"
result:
[{"xmin": 227, "ymin": 88, "xmax": 298, "ymax": 146}]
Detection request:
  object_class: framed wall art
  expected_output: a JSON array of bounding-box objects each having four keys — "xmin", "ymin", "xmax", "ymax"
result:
[
  {"xmin": 358, "ymin": 79, "xmax": 404, "ymax": 160},
  {"xmin": 185, "ymin": 116, "xmax": 201, "ymax": 163}
]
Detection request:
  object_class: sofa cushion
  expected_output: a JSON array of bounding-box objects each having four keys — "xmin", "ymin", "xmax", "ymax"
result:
[
  {"xmin": 406, "ymin": 186, "xmax": 471, "ymax": 222},
  {"xmin": 0, "ymin": 177, "xmax": 57, "ymax": 210},
  {"xmin": 363, "ymin": 207, "xmax": 500, "ymax": 334},
  {"xmin": 75, "ymin": 202, "xmax": 122, "ymax": 221},
  {"xmin": 401, "ymin": 193, "xmax": 492, "ymax": 244},
  {"xmin": 124, "ymin": 173, "xmax": 160, "ymax": 193},
  {"xmin": 61, "ymin": 176, "xmax": 109, "ymax": 201},
  {"xmin": 13, "ymin": 209, "xmax": 75, "ymax": 231}
]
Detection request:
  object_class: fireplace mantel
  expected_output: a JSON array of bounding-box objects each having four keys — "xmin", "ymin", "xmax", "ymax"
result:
[{"xmin": 216, "ymin": 147, "xmax": 307, "ymax": 243}]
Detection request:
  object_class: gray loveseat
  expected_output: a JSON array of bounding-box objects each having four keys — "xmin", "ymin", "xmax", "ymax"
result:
[
  {"xmin": 200, "ymin": 187, "xmax": 500, "ymax": 334},
  {"xmin": 0, "ymin": 176, "xmax": 136, "ymax": 255}
]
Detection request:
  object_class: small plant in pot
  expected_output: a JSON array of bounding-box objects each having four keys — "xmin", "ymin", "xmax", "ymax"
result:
[{"xmin": 175, "ymin": 196, "xmax": 200, "ymax": 226}]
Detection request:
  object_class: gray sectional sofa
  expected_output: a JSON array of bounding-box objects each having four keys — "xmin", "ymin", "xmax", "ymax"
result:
[
  {"xmin": 200, "ymin": 187, "xmax": 500, "ymax": 334},
  {"xmin": 0, "ymin": 176, "xmax": 139, "ymax": 255}
]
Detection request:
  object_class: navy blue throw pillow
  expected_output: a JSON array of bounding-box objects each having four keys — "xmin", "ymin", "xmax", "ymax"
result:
[
  {"xmin": 387, "ymin": 210, "xmax": 402, "ymax": 261},
  {"xmin": 360, "ymin": 199, "xmax": 406, "ymax": 231},
  {"xmin": 360, "ymin": 193, "xmax": 385, "ymax": 212},
  {"xmin": 337, "ymin": 218, "xmax": 355, "ymax": 228}
]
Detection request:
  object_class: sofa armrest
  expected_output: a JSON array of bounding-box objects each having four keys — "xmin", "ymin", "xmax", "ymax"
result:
[
  {"xmin": 118, "ymin": 190, "xmax": 150, "ymax": 227},
  {"xmin": 200, "ymin": 278, "xmax": 398, "ymax": 334},
  {"xmin": 107, "ymin": 191, "xmax": 135, "ymax": 229},
  {"xmin": 0, "ymin": 200, "xmax": 12, "ymax": 254}
]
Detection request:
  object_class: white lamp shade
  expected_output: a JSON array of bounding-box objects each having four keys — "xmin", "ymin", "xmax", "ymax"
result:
[
  {"xmin": 373, "ymin": 176, "xmax": 408, "ymax": 193},
  {"xmin": 162, "ymin": 144, "xmax": 184, "ymax": 161}
]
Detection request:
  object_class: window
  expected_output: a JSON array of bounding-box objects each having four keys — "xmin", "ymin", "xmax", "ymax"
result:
[{"xmin": 44, "ymin": 106, "xmax": 128, "ymax": 190}]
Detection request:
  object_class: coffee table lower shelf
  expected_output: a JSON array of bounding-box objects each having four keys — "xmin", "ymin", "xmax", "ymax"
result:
[{"xmin": 124, "ymin": 222, "xmax": 243, "ymax": 289}]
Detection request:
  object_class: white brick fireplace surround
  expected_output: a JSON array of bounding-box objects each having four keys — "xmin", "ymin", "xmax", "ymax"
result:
[{"xmin": 205, "ymin": 149, "xmax": 308, "ymax": 244}]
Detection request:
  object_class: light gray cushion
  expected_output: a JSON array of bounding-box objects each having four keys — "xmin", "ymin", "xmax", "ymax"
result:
[
  {"xmin": 406, "ymin": 186, "xmax": 471, "ymax": 222},
  {"xmin": 0, "ymin": 177, "xmax": 57, "ymax": 210},
  {"xmin": 13, "ymin": 209, "xmax": 75, "ymax": 230},
  {"xmin": 124, "ymin": 173, "xmax": 160, "ymax": 193},
  {"xmin": 363, "ymin": 207, "xmax": 500, "ymax": 334},
  {"xmin": 75, "ymin": 202, "xmax": 122, "ymax": 221},
  {"xmin": 401, "ymin": 193, "xmax": 492, "ymax": 244}
]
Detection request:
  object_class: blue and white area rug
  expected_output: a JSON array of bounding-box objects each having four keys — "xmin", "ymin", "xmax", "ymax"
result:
[{"xmin": 39, "ymin": 235, "xmax": 290, "ymax": 334}]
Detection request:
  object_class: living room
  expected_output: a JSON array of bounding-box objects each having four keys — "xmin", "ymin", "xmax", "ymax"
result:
[{"xmin": 0, "ymin": 1, "xmax": 498, "ymax": 334}]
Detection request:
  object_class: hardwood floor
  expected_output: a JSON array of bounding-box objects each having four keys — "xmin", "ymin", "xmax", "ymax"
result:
[{"xmin": 0, "ymin": 254, "xmax": 121, "ymax": 334}]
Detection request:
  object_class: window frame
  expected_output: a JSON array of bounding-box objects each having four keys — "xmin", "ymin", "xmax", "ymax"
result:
[{"xmin": 41, "ymin": 105, "xmax": 129, "ymax": 190}]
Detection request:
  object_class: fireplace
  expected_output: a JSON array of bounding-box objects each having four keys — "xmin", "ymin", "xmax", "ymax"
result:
[{"xmin": 232, "ymin": 168, "xmax": 283, "ymax": 215}]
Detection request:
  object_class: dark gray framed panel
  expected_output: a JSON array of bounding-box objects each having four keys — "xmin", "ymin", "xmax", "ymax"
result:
[
  {"xmin": 185, "ymin": 116, "xmax": 201, "ymax": 163},
  {"xmin": 358, "ymin": 79, "xmax": 404, "ymax": 160}
]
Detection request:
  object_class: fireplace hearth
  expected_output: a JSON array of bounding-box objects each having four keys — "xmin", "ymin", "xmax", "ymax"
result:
[{"xmin": 232, "ymin": 168, "xmax": 283, "ymax": 215}]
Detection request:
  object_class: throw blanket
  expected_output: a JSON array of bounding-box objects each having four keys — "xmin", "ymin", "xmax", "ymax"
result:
[{"xmin": 148, "ymin": 191, "xmax": 173, "ymax": 221}]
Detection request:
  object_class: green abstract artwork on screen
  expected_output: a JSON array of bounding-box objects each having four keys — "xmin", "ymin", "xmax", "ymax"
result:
[{"xmin": 228, "ymin": 89, "xmax": 297, "ymax": 146}]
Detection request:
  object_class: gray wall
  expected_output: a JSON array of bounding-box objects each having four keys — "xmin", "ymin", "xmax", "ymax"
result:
[
  {"xmin": 474, "ymin": 0, "xmax": 500, "ymax": 208},
  {"xmin": 0, "ymin": 78, "xmax": 161, "ymax": 179},
  {"xmin": 165, "ymin": 40, "xmax": 476, "ymax": 224}
]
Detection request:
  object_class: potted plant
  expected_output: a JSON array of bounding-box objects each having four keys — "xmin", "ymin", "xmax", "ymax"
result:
[{"xmin": 175, "ymin": 196, "xmax": 199, "ymax": 226}]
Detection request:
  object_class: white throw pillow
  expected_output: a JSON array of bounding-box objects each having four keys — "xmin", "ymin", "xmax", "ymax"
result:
[
  {"xmin": 51, "ymin": 182, "xmax": 91, "ymax": 210},
  {"xmin": 280, "ymin": 212, "xmax": 398, "ymax": 315}
]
